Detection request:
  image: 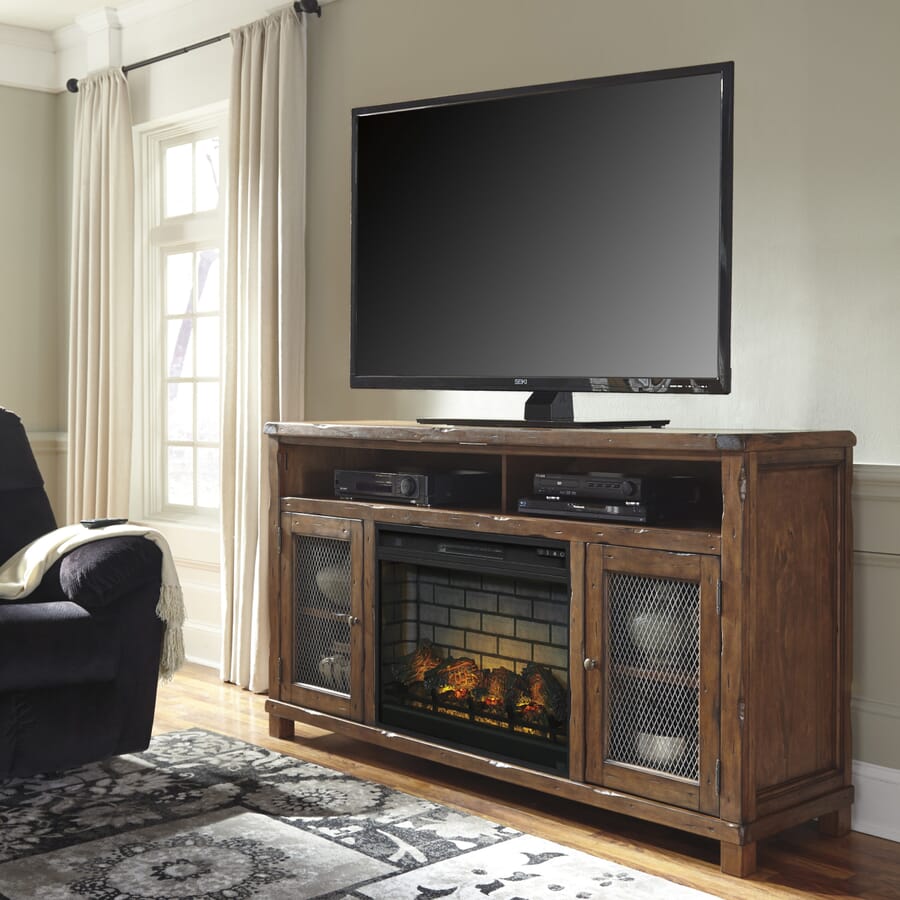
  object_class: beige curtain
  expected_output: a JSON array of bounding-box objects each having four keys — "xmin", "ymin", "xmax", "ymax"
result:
[
  {"xmin": 221, "ymin": 9, "xmax": 307, "ymax": 692},
  {"xmin": 66, "ymin": 69, "xmax": 135, "ymax": 522}
]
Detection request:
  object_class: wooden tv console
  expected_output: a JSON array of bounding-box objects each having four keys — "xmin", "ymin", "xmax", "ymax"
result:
[{"xmin": 264, "ymin": 421, "xmax": 854, "ymax": 876}]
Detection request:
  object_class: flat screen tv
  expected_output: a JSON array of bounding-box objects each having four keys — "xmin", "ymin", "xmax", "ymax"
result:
[{"xmin": 351, "ymin": 61, "xmax": 734, "ymax": 427}]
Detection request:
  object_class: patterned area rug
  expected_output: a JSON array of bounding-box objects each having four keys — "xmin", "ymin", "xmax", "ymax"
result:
[{"xmin": 0, "ymin": 729, "xmax": 722, "ymax": 899}]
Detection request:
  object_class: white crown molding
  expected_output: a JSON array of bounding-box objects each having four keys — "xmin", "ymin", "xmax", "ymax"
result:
[
  {"xmin": 74, "ymin": 6, "xmax": 121, "ymax": 33},
  {"xmin": 0, "ymin": 24, "xmax": 57, "ymax": 92},
  {"xmin": 114, "ymin": 0, "xmax": 197, "ymax": 28},
  {"xmin": 0, "ymin": 23, "xmax": 55, "ymax": 51},
  {"xmin": 78, "ymin": 7, "xmax": 123, "ymax": 72},
  {"xmin": 4, "ymin": 0, "xmax": 190, "ymax": 92},
  {"xmin": 4, "ymin": 0, "xmax": 333, "ymax": 93},
  {"xmin": 53, "ymin": 23, "xmax": 85, "ymax": 51}
]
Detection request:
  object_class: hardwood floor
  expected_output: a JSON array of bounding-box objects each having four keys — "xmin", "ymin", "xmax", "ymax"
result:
[{"xmin": 154, "ymin": 664, "xmax": 900, "ymax": 899}]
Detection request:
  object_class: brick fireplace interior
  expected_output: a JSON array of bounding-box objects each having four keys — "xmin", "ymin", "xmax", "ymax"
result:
[{"xmin": 376, "ymin": 526, "xmax": 571, "ymax": 774}]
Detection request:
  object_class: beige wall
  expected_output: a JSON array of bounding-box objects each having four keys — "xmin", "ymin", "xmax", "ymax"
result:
[
  {"xmin": 303, "ymin": 0, "xmax": 900, "ymax": 466},
  {"xmin": 301, "ymin": 0, "xmax": 900, "ymax": 775},
  {"xmin": 2, "ymin": 0, "xmax": 899, "ymax": 775},
  {"xmin": 0, "ymin": 84, "xmax": 63, "ymax": 433},
  {"xmin": 55, "ymin": 90, "xmax": 74, "ymax": 432}
]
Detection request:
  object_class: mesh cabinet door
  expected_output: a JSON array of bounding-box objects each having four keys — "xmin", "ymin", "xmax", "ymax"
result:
[
  {"xmin": 279, "ymin": 513, "xmax": 364, "ymax": 720},
  {"xmin": 584, "ymin": 545, "xmax": 720, "ymax": 814}
]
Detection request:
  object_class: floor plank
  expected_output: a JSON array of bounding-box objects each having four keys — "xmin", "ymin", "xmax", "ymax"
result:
[{"xmin": 154, "ymin": 664, "xmax": 900, "ymax": 899}]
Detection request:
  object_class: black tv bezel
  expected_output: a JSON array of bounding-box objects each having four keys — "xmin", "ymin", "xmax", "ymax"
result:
[{"xmin": 350, "ymin": 61, "xmax": 734, "ymax": 397}]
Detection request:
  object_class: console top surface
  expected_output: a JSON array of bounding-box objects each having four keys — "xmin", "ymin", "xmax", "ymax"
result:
[{"xmin": 264, "ymin": 420, "xmax": 856, "ymax": 456}]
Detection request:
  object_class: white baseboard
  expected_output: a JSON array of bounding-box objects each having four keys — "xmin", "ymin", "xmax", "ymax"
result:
[
  {"xmin": 852, "ymin": 760, "xmax": 900, "ymax": 843},
  {"xmin": 183, "ymin": 620, "xmax": 222, "ymax": 671}
]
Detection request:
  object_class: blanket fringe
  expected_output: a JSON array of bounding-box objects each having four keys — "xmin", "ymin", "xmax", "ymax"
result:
[{"xmin": 157, "ymin": 584, "xmax": 186, "ymax": 681}]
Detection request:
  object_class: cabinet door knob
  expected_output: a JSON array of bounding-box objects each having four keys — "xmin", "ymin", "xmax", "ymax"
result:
[
  {"xmin": 583, "ymin": 657, "xmax": 600, "ymax": 671},
  {"xmin": 347, "ymin": 615, "xmax": 360, "ymax": 626}
]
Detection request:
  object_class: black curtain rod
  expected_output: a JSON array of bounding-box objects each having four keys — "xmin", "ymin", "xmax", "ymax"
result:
[{"xmin": 67, "ymin": 0, "xmax": 321, "ymax": 93}]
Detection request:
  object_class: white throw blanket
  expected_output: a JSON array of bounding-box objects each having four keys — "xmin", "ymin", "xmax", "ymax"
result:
[{"xmin": 0, "ymin": 523, "xmax": 185, "ymax": 680}]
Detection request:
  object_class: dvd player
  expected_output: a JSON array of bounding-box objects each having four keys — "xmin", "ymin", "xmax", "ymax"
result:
[
  {"xmin": 334, "ymin": 468, "xmax": 499, "ymax": 507},
  {"xmin": 518, "ymin": 496, "xmax": 653, "ymax": 523}
]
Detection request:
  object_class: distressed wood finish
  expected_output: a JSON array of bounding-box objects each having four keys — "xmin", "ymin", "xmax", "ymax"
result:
[
  {"xmin": 583, "ymin": 546, "xmax": 721, "ymax": 814},
  {"xmin": 264, "ymin": 420, "xmax": 855, "ymax": 455},
  {"xmin": 567, "ymin": 540, "xmax": 587, "ymax": 784},
  {"xmin": 276, "ymin": 513, "xmax": 364, "ymax": 722},
  {"xmin": 266, "ymin": 421, "xmax": 855, "ymax": 876}
]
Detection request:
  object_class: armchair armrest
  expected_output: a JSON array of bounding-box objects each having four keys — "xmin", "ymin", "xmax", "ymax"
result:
[{"xmin": 59, "ymin": 536, "xmax": 163, "ymax": 610}]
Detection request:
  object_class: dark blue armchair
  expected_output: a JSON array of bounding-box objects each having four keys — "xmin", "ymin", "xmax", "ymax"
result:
[{"xmin": 0, "ymin": 408, "xmax": 165, "ymax": 779}]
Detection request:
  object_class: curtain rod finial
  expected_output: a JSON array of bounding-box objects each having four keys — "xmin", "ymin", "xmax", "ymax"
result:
[
  {"xmin": 294, "ymin": 0, "xmax": 322, "ymax": 17},
  {"xmin": 66, "ymin": 78, "xmax": 79, "ymax": 93}
]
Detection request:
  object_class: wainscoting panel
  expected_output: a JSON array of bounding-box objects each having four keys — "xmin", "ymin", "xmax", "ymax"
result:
[
  {"xmin": 852, "ymin": 551, "xmax": 900, "ymax": 772},
  {"xmin": 852, "ymin": 465, "xmax": 900, "ymax": 841}
]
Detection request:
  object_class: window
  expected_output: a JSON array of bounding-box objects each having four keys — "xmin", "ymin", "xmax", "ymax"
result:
[{"xmin": 138, "ymin": 111, "xmax": 226, "ymax": 522}]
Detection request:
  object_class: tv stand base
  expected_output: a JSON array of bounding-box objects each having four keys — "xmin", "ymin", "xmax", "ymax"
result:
[{"xmin": 417, "ymin": 390, "xmax": 669, "ymax": 429}]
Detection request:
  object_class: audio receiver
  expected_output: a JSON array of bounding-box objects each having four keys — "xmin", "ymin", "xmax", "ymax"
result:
[{"xmin": 533, "ymin": 471, "xmax": 705, "ymax": 504}]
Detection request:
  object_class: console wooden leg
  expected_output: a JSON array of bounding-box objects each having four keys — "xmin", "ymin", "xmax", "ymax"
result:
[
  {"xmin": 720, "ymin": 841, "xmax": 757, "ymax": 877},
  {"xmin": 269, "ymin": 713, "xmax": 295, "ymax": 740},
  {"xmin": 818, "ymin": 806, "xmax": 852, "ymax": 837}
]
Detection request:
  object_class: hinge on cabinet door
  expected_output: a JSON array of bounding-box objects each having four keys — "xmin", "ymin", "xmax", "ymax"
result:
[
  {"xmin": 715, "ymin": 758, "xmax": 721, "ymax": 796},
  {"xmin": 716, "ymin": 580, "xmax": 722, "ymax": 616},
  {"xmin": 276, "ymin": 526, "xmax": 283, "ymax": 555},
  {"xmin": 277, "ymin": 657, "xmax": 284, "ymax": 684},
  {"xmin": 738, "ymin": 464, "xmax": 748, "ymax": 505}
]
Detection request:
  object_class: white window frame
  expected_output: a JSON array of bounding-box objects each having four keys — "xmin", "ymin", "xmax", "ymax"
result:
[{"xmin": 134, "ymin": 105, "xmax": 227, "ymax": 526}]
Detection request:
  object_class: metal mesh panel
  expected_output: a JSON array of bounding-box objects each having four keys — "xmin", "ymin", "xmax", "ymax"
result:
[
  {"xmin": 293, "ymin": 534, "xmax": 352, "ymax": 695},
  {"xmin": 606, "ymin": 572, "xmax": 700, "ymax": 782}
]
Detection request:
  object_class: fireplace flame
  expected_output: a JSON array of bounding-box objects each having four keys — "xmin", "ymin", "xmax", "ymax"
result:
[{"xmin": 390, "ymin": 640, "xmax": 567, "ymax": 731}]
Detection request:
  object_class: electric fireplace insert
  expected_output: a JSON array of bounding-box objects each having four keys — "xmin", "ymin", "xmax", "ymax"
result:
[{"xmin": 376, "ymin": 525, "xmax": 571, "ymax": 774}]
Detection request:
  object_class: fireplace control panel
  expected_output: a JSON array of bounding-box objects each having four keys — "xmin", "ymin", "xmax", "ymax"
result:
[{"xmin": 377, "ymin": 526, "xmax": 569, "ymax": 582}]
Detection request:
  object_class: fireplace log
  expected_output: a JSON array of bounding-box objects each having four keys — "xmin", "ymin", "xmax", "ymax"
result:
[
  {"xmin": 423, "ymin": 656, "xmax": 481, "ymax": 697},
  {"xmin": 472, "ymin": 667, "xmax": 527, "ymax": 711},
  {"xmin": 522, "ymin": 662, "xmax": 568, "ymax": 723},
  {"xmin": 392, "ymin": 640, "xmax": 444, "ymax": 687}
]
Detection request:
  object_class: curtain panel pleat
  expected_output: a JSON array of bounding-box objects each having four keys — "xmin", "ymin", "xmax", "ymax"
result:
[
  {"xmin": 66, "ymin": 69, "xmax": 135, "ymax": 522},
  {"xmin": 221, "ymin": 9, "xmax": 307, "ymax": 692}
]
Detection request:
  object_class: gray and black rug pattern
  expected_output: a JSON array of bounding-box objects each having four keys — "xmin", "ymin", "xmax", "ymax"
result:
[{"xmin": 0, "ymin": 729, "xmax": 721, "ymax": 899}]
